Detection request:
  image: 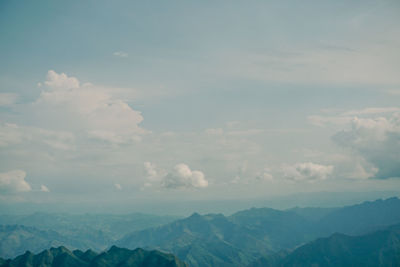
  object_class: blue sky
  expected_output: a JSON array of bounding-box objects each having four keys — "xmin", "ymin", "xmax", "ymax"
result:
[{"xmin": 0, "ymin": 0, "xmax": 400, "ymax": 213}]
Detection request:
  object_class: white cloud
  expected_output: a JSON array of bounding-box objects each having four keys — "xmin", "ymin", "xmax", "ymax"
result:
[
  {"xmin": 162, "ymin": 163, "xmax": 208, "ymax": 189},
  {"xmin": 143, "ymin": 163, "xmax": 208, "ymax": 189},
  {"xmin": 0, "ymin": 93, "xmax": 18, "ymax": 106},
  {"xmin": 332, "ymin": 112, "xmax": 400, "ymax": 178},
  {"xmin": 282, "ymin": 162, "xmax": 334, "ymax": 181},
  {"xmin": 310, "ymin": 108, "xmax": 400, "ymax": 179},
  {"xmin": 40, "ymin": 185, "xmax": 50, "ymax": 192},
  {"xmin": 34, "ymin": 70, "xmax": 147, "ymax": 144},
  {"xmin": 114, "ymin": 183, "xmax": 122, "ymax": 190},
  {"xmin": 308, "ymin": 115, "xmax": 353, "ymax": 127},
  {"xmin": 113, "ymin": 51, "xmax": 128, "ymax": 58},
  {"xmin": 144, "ymin": 162, "xmax": 161, "ymax": 180},
  {"xmin": 255, "ymin": 168, "xmax": 274, "ymax": 182},
  {"xmin": 0, "ymin": 170, "xmax": 31, "ymax": 194},
  {"xmin": 45, "ymin": 70, "xmax": 80, "ymax": 90},
  {"xmin": 0, "ymin": 123, "xmax": 75, "ymax": 150},
  {"xmin": 342, "ymin": 107, "xmax": 400, "ymax": 116}
]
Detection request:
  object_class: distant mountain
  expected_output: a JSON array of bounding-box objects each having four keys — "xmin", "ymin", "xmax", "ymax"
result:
[
  {"xmin": 116, "ymin": 209, "xmax": 322, "ymax": 266},
  {"xmin": 251, "ymin": 223, "xmax": 400, "ymax": 267},
  {"xmin": 116, "ymin": 197, "xmax": 400, "ymax": 267},
  {"xmin": 288, "ymin": 206, "xmax": 338, "ymax": 222},
  {"xmin": 0, "ymin": 212, "xmax": 180, "ymax": 239},
  {"xmin": 117, "ymin": 213, "xmax": 262, "ymax": 266},
  {"xmin": 0, "ymin": 246, "xmax": 188, "ymax": 267},
  {"xmin": 229, "ymin": 207, "xmax": 316, "ymax": 250},
  {"xmin": 0, "ymin": 212, "xmax": 180, "ymax": 258},
  {"xmin": 317, "ymin": 197, "xmax": 400, "ymax": 235},
  {"xmin": 0, "ymin": 225, "xmax": 88, "ymax": 259},
  {"xmin": 2, "ymin": 197, "xmax": 400, "ymax": 265}
]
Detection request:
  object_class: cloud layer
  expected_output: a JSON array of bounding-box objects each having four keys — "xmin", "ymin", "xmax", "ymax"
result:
[{"xmin": 283, "ymin": 162, "xmax": 334, "ymax": 181}]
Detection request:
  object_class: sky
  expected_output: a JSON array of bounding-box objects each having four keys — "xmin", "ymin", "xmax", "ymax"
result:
[{"xmin": 0, "ymin": 0, "xmax": 400, "ymax": 214}]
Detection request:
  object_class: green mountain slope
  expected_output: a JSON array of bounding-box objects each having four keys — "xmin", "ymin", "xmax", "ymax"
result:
[{"xmin": 0, "ymin": 246, "xmax": 188, "ymax": 267}]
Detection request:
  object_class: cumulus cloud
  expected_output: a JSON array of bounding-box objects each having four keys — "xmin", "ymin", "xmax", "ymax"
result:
[
  {"xmin": 162, "ymin": 164, "xmax": 208, "ymax": 189},
  {"xmin": 40, "ymin": 185, "xmax": 50, "ymax": 192},
  {"xmin": 144, "ymin": 162, "xmax": 208, "ymax": 189},
  {"xmin": 282, "ymin": 162, "xmax": 334, "ymax": 181},
  {"xmin": 309, "ymin": 108, "xmax": 400, "ymax": 179},
  {"xmin": 34, "ymin": 70, "xmax": 147, "ymax": 144},
  {"xmin": 45, "ymin": 70, "xmax": 80, "ymax": 90},
  {"xmin": 332, "ymin": 112, "xmax": 400, "ymax": 178},
  {"xmin": 0, "ymin": 93, "xmax": 18, "ymax": 107},
  {"xmin": 0, "ymin": 170, "xmax": 31, "ymax": 194}
]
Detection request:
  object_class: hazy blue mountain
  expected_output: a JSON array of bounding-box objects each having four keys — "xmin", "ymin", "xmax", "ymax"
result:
[
  {"xmin": 116, "ymin": 213, "xmax": 263, "ymax": 266},
  {"xmin": 116, "ymin": 197, "xmax": 400, "ymax": 267},
  {"xmin": 0, "ymin": 246, "xmax": 188, "ymax": 267},
  {"xmin": 0, "ymin": 225, "xmax": 88, "ymax": 259},
  {"xmin": 0, "ymin": 212, "xmax": 180, "ymax": 239},
  {"xmin": 229, "ymin": 207, "xmax": 317, "ymax": 250},
  {"xmin": 317, "ymin": 197, "xmax": 400, "ymax": 235},
  {"xmin": 288, "ymin": 206, "xmax": 338, "ymax": 222},
  {"xmin": 280, "ymin": 223, "xmax": 400, "ymax": 267},
  {"xmin": 2, "ymin": 197, "xmax": 400, "ymax": 265},
  {"xmin": 0, "ymin": 212, "xmax": 180, "ymax": 257}
]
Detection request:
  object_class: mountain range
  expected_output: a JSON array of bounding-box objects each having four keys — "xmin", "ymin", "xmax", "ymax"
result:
[
  {"xmin": 251, "ymin": 223, "xmax": 400, "ymax": 267},
  {"xmin": 0, "ymin": 246, "xmax": 188, "ymax": 267},
  {"xmin": 1, "ymin": 197, "xmax": 400, "ymax": 266},
  {"xmin": 116, "ymin": 197, "xmax": 400, "ymax": 266},
  {"xmin": 0, "ymin": 213, "xmax": 179, "ymax": 258}
]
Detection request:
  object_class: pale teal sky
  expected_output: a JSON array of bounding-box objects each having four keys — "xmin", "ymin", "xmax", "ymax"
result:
[{"xmin": 0, "ymin": 0, "xmax": 400, "ymax": 212}]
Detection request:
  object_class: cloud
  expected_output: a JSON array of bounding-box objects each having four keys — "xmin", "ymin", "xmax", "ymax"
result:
[
  {"xmin": 309, "ymin": 107, "xmax": 400, "ymax": 179},
  {"xmin": 0, "ymin": 170, "xmax": 31, "ymax": 194},
  {"xmin": 113, "ymin": 51, "xmax": 128, "ymax": 58},
  {"xmin": 282, "ymin": 162, "xmax": 333, "ymax": 181},
  {"xmin": 144, "ymin": 162, "xmax": 208, "ymax": 189},
  {"xmin": 342, "ymin": 107, "xmax": 400, "ymax": 116},
  {"xmin": 114, "ymin": 183, "xmax": 122, "ymax": 190},
  {"xmin": 332, "ymin": 112, "xmax": 400, "ymax": 178},
  {"xmin": 144, "ymin": 162, "xmax": 161, "ymax": 180},
  {"xmin": 40, "ymin": 185, "xmax": 50, "ymax": 192},
  {"xmin": 45, "ymin": 70, "xmax": 80, "ymax": 90},
  {"xmin": 0, "ymin": 123, "xmax": 75, "ymax": 150},
  {"xmin": 255, "ymin": 168, "xmax": 274, "ymax": 182},
  {"xmin": 0, "ymin": 93, "xmax": 18, "ymax": 107},
  {"xmin": 308, "ymin": 115, "xmax": 352, "ymax": 127},
  {"xmin": 34, "ymin": 70, "xmax": 147, "ymax": 144},
  {"xmin": 162, "ymin": 164, "xmax": 208, "ymax": 189}
]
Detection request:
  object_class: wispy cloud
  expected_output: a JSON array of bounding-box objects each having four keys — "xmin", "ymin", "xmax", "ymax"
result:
[{"xmin": 113, "ymin": 51, "xmax": 128, "ymax": 58}]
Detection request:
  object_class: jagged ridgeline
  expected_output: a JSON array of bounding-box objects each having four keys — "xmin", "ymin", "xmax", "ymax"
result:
[
  {"xmin": 1, "ymin": 197, "xmax": 400, "ymax": 266},
  {"xmin": 0, "ymin": 246, "xmax": 188, "ymax": 267}
]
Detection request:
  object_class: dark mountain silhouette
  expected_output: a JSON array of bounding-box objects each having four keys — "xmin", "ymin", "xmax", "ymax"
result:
[{"xmin": 0, "ymin": 246, "xmax": 188, "ymax": 267}]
